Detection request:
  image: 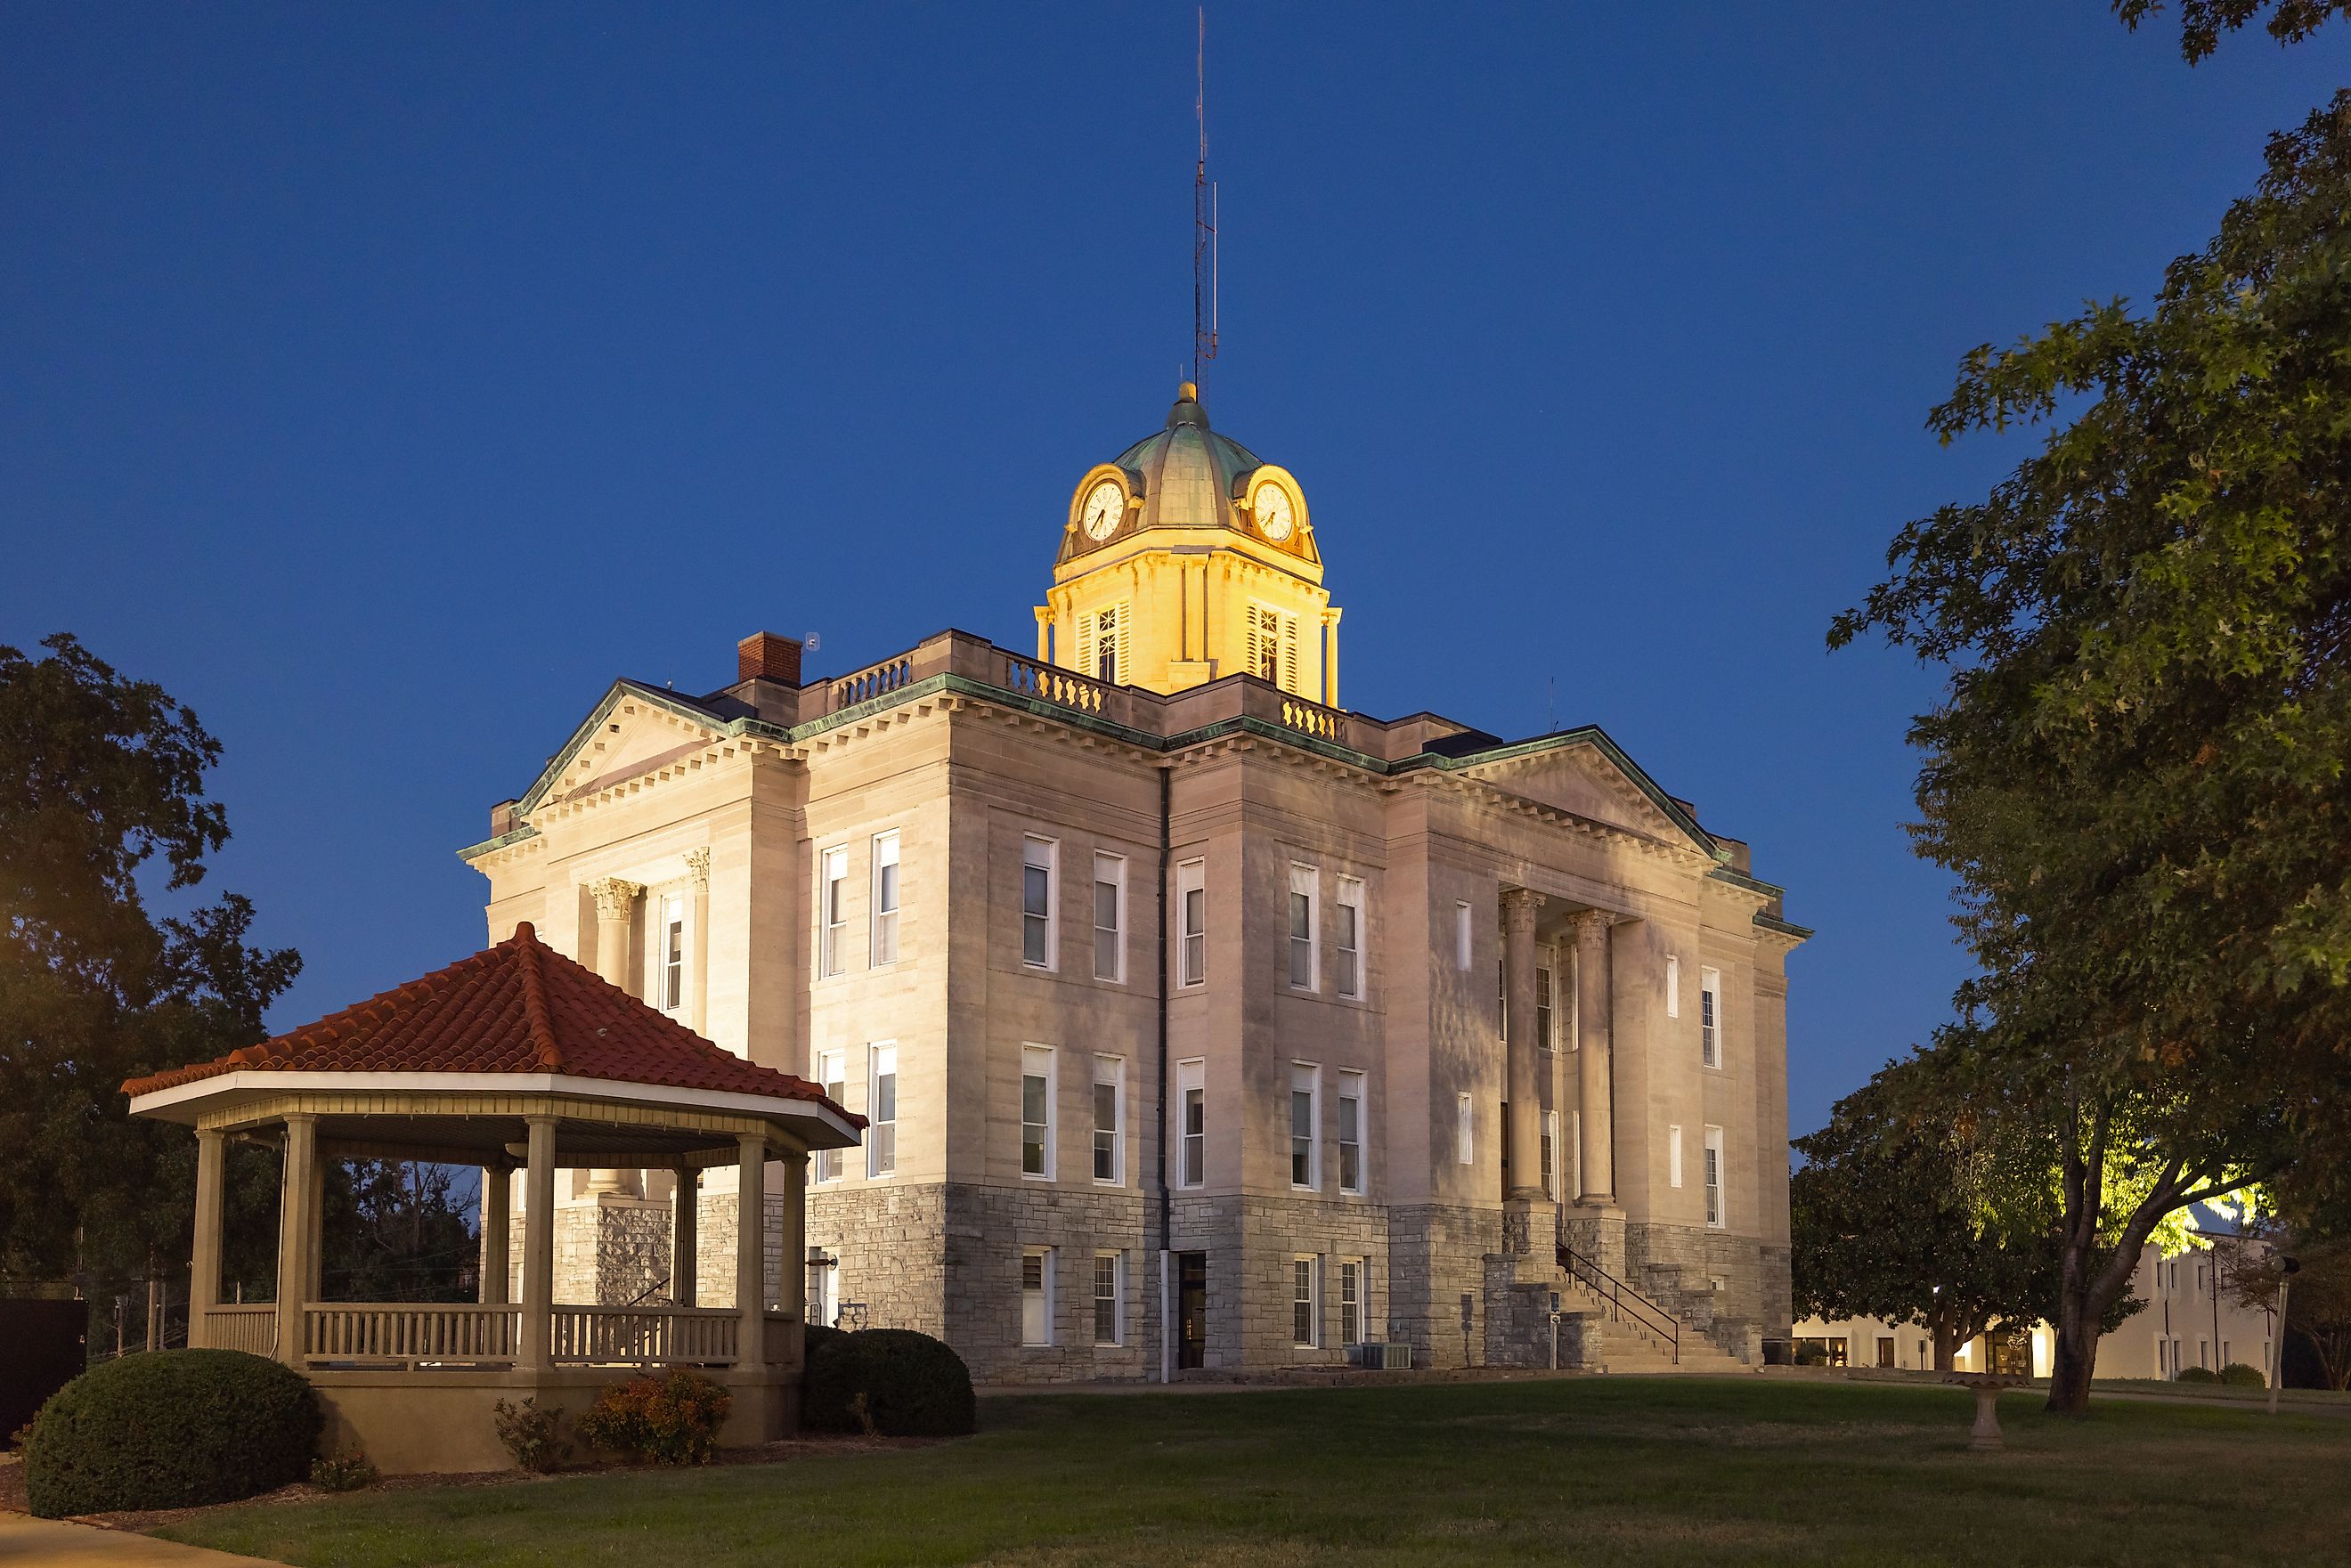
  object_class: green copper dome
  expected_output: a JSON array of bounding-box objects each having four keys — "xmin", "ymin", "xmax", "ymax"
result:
[{"xmin": 1109, "ymin": 384, "xmax": 1266, "ymax": 532}]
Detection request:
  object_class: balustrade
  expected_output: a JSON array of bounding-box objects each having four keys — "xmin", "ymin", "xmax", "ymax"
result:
[
  {"xmin": 1002, "ymin": 653, "xmax": 1107, "ymax": 714},
  {"xmin": 833, "ymin": 657, "xmax": 915, "ymax": 711},
  {"xmin": 201, "ymin": 1304, "xmax": 279, "ymax": 1356},
  {"xmin": 304, "ymin": 1304, "xmax": 519, "ymax": 1363},
  {"xmin": 550, "ymin": 1305, "xmax": 740, "ymax": 1366}
]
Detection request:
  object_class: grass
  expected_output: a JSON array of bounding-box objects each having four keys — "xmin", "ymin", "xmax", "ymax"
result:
[
  {"xmin": 2087, "ymin": 1377, "xmax": 2351, "ymax": 1405},
  {"xmin": 157, "ymin": 1377, "xmax": 2351, "ymax": 1568}
]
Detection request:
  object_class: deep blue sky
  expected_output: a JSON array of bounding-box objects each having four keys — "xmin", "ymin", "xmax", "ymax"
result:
[{"xmin": 4, "ymin": 4, "xmax": 2341, "ymax": 1138}]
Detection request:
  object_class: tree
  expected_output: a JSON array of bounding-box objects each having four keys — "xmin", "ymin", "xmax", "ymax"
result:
[
  {"xmin": 322, "ymin": 1161, "xmax": 481, "ymax": 1304},
  {"xmin": 2222, "ymin": 1221, "xmax": 2351, "ymax": 1390},
  {"xmin": 2114, "ymin": 0, "xmax": 2349, "ymax": 61},
  {"xmin": 0, "ymin": 634, "xmax": 300, "ymax": 1304},
  {"xmin": 1832, "ymin": 96, "xmax": 2351, "ymax": 1411}
]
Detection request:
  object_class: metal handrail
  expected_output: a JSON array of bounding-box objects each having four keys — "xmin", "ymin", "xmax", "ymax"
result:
[{"xmin": 1558, "ymin": 1243, "xmax": 1680, "ymax": 1363}]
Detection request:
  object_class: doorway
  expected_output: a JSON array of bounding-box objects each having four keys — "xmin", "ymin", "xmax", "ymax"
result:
[{"xmin": 1177, "ymin": 1252, "xmax": 1208, "ymax": 1369}]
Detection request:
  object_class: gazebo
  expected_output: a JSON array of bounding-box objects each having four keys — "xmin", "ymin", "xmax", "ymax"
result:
[{"xmin": 123, "ymin": 922, "xmax": 862, "ymax": 1474}]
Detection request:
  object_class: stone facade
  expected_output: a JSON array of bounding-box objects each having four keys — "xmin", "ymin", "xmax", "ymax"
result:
[{"xmin": 462, "ymin": 386, "xmax": 1806, "ymax": 1382}]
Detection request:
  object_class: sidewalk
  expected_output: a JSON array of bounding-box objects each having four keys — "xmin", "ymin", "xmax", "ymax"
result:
[{"xmin": 0, "ymin": 1514, "xmax": 277, "ymax": 1564}]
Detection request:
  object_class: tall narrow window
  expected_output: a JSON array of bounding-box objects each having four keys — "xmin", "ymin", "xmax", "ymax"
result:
[
  {"xmin": 1092, "ymin": 1055, "xmax": 1122, "ymax": 1183},
  {"xmin": 813, "ymin": 1050, "xmax": 845, "ymax": 1182},
  {"xmin": 1093, "ymin": 1251, "xmax": 1122, "ymax": 1345},
  {"xmin": 1334, "ymin": 876, "xmax": 1363, "ymax": 998},
  {"xmin": 1337, "ymin": 1070, "xmax": 1364, "ymax": 1194},
  {"xmin": 1455, "ymin": 901, "xmax": 1473, "ymax": 970},
  {"xmin": 1704, "ymin": 1125, "xmax": 1724, "ymax": 1228},
  {"xmin": 1292, "ymin": 1256, "xmax": 1320, "ymax": 1346},
  {"xmin": 1021, "ymin": 1247, "xmax": 1053, "ymax": 1345},
  {"xmin": 658, "ymin": 892, "xmax": 687, "ymax": 1014},
  {"xmin": 1093, "ymin": 852, "xmax": 1124, "ymax": 982},
  {"xmin": 1542, "ymin": 1110, "xmax": 1558, "ymax": 1199},
  {"xmin": 1666, "ymin": 954, "xmax": 1680, "ymax": 1019},
  {"xmin": 1339, "ymin": 1260, "xmax": 1364, "ymax": 1347},
  {"xmin": 1021, "ymin": 1045, "xmax": 1054, "ymax": 1179},
  {"xmin": 819, "ymin": 846, "xmax": 848, "ymax": 977},
  {"xmin": 1456, "ymin": 1092, "xmax": 1474, "ymax": 1166},
  {"xmin": 1179, "ymin": 1059, "xmax": 1206, "ymax": 1187},
  {"xmin": 1535, "ymin": 960, "xmax": 1554, "ymax": 1052},
  {"xmin": 1701, "ymin": 966, "xmax": 1721, "ymax": 1068},
  {"xmin": 871, "ymin": 831, "xmax": 900, "ymax": 965},
  {"xmin": 1021, "ymin": 837, "xmax": 1056, "ymax": 969},
  {"xmin": 867, "ymin": 1044, "xmax": 898, "ymax": 1178},
  {"xmin": 1248, "ymin": 605, "xmax": 1298, "ymax": 692},
  {"xmin": 1177, "ymin": 859, "xmax": 1206, "ymax": 986},
  {"xmin": 1289, "ymin": 865, "xmax": 1318, "ymax": 990},
  {"xmin": 1669, "ymin": 1124, "xmax": 1684, "ymax": 1190},
  {"xmin": 1289, "ymin": 1064, "xmax": 1320, "ymax": 1189}
]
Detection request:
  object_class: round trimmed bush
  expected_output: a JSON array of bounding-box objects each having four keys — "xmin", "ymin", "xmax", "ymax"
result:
[
  {"xmin": 24, "ymin": 1349, "xmax": 321, "ymax": 1517},
  {"xmin": 2221, "ymin": 1362, "xmax": 2267, "ymax": 1388},
  {"xmin": 2176, "ymin": 1364, "xmax": 2221, "ymax": 1384},
  {"xmin": 802, "ymin": 1328, "xmax": 974, "ymax": 1436}
]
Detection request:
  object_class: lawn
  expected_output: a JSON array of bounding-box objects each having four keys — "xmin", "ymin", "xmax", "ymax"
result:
[{"xmin": 159, "ymin": 1377, "xmax": 2351, "ymax": 1568}]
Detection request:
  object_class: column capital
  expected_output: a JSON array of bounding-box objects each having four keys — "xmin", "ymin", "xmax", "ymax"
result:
[
  {"xmin": 683, "ymin": 848, "xmax": 711, "ymax": 892},
  {"xmin": 590, "ymin": 877, "xmax": 645, "ymax": 922},
  {"xmin": 1033, "ymin": 605, "xmax": 1054, "ymax": 626},
  {"xmin": 1321, "ymin": 605, "xmax": 1343, "ymax": 628},
  {"xmin": 1572, "ymin": 907, "xmax": 1612, "ymax": 940},
  {"xmin": 1501, "ymin": 888, "xmax": 1546, "ymax": 931}
]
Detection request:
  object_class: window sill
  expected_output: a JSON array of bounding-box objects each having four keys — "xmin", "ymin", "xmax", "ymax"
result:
[
  {"xmin": 1021, "ymin": 1173, "xmax": 1054, "ymax": 1183},
  {"xmin": 1092, "ymin": 1178, "xmax": 1125, "ymax": 1189}
]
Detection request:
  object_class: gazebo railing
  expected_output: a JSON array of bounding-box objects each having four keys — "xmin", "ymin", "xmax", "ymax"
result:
[
  {"xmin": 202, "ymin": 1304, "xmax": 280, "ymax": 1356},
  {"xmin": 305, "ymin": 1304, "xmax": 521, "ymax": 1362},
  {"xmin": 552, "ymin": 1305, "xmax": 740, "ymax": 1365}
]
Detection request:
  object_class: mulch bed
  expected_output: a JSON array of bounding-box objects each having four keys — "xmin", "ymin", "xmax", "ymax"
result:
[{"xmin": 0, "ymin": 1434, "xmax": 943, "ymax": 1532}]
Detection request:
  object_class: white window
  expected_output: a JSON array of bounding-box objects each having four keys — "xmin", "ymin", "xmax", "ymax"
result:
[
  {"xmin": 813, "ymin": 1049, "xmax": 846, "ymax": 1182},
  {"xmin": 1093, "ymin": 852, "xmax": 1125, "ymax": 982},
  {"xmin": 1454, "ymin": 901, "xmax": 1473, "ymax": 970},
  {"xmin": 1669, "ymin": 1124, "xmax": 1684, "ymax": 1190},
  {"xmin": 870, "ymin": 831, "xmax": 900, "ymax": 965},
  {"xmin": 1021, "ymin": 836, "xmax": 1057, "ymax": 969},
  {"xmin": 1092, "ymin": 1055, "xmax": 1123, "ymax": 1183},
  {"xmin": 819, "ymin": 846, "xmax": 848, "ymax": 977},
  {"xmin": 1021, "ymin": 1045, "xmax": 1054, "ymax": 1180},
  {"xmin": 1177, "ymin": 858, "xmax": 1207, "ymax": 986},
  {"xmin": 809, "ymin": 1252, "xmax": 837, "ymax": 1328},
  {"xmin": 1535, "ymin": 959, "xmax": 1555, "ymax": 1051},
  {"xmin": 1093, "ymin": 1251, "xmax": 1123, "ymax": 1345},
  {"xmin": 1291, "ymin": 1255, "xmax": 1320, "ymax": 1346},
  {"xmin": 1334, "ymin": 876, "xmax": 1363, "ymax": 998},
  {"xmin": 1701, "ymin": 966, "xmax": 1721, "ymax": 1068},
  {"xmin": 1076, "ymin": 598, "xmax": 1132, "ymax": 687},
  {"xmin": 1249, "ymin": 603, "xmax": 1300, "ymax": 693},
  {"xmin": 1021, "ymin": 1247, "xmax": 1053, "ymax": 1345},
  {"xmin": 1666, "ymin": 954, "xmax": 1680, "ymax": 1019},
  {"xmin": 1289, "ymin": 865, "xmax": 1319, "ymax": 989},
  {"xmin": 1339, "ymin": 1259, "xmax": 1366, "ymax": 1347},
  {"xmin": 656, "ymin": 891, "xmax": 687, "ymax": 1015},
  {"xmin": 1289, "ymin": 1063, "xmax": 1321, "ymax": 1190},
  {"xmin": 1455, "ymin": 1092, "xmax": 1474, "ymax": 1166},
  {"xmin": 1178, "ymin": 1058, "xmax": 1206, "ymax": 1187},
  {"xmin": 1542, "ymin": 1109, "xmax": 1558, "ymax": 1199},
  {"xmin": 867, "ymin": 1044, "xmax": 898, "ymax": 1178},
  {"xmin": 1704, "ymin": 1125, "xmax": 1724, "ymax": 1228},
  {"xmin": 1337, "ymin": 1070, "xmax": 1365, "ymax": 1194}
]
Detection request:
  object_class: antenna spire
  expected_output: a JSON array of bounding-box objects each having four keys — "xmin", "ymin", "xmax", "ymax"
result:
[{"xmin": 1192, "ymin": 6, "xmax": 1218, "ymax": 399}]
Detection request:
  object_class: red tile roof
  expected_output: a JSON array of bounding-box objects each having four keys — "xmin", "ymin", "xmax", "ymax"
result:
[{"xmin": 121, "ymin": 922, "xmax": 861, "ymax": 1125}]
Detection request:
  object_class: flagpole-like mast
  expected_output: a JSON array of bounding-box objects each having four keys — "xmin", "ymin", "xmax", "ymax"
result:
[{"xmin": 1192, "ymin": 6, "xmax": 1218, "ymax": 398}]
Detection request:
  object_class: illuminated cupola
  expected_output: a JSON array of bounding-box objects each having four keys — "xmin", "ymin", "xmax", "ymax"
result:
[{"xmin": 1037, "ymin": 383, "xmax": 1339, "ymax": 703}]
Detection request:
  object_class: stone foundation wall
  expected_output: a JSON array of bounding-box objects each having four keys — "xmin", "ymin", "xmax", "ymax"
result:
[
  {"xmin": 948, "ymin": 1183, "xmax": 1150, "ymax": 1384},
  {"xmin": 806, "ymin": 1183, "xmax": 947, "ymax": 1334},
  {"xmin": 690, "ymin": 1191, "xmax": 786, "ymax": 1310},
  {"xmin": 1625, "ymin": 1222, "xmax": 1779, "ymax": 1359},
  {"xmin": 1387, "ymin": 1203, "xmax": 1498, "ymax": 1369},
  {"xmin": 1233, "ymin": 1196, "xmax": 1389, "ymax": 1369}
]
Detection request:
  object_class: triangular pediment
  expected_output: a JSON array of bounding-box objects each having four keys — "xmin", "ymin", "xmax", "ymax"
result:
[
  {"xmin": 1452, "ymin": 734, "xmax": 1712, "ymax": 856},
  {"xmin": 517, "ymin": 681, "xmax": 733, "ymax": 816}
]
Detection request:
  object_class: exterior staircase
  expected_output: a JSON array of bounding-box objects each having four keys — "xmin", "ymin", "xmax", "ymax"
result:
[{"xmin": 1556, "ymin": 1244, "xmax": 1752, "ymax": 1375}]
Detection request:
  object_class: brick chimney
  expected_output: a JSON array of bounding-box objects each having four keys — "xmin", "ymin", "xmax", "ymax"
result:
[{"xmin": 736, "ymin": 631, "xmax": 803, "ymax": 687}]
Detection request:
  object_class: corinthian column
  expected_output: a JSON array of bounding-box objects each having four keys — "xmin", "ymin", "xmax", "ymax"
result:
[
  {"xmin": 1574, "ymin": 910, "xmax": 1616, "ymax": 1206},
  {"xmin": 585, "ymin": 877, "xmax": 644, "ymax": 1197},
  {"xmin": 1502, "ymin": 889, "xmax": 1545, "ymax": 1205}
]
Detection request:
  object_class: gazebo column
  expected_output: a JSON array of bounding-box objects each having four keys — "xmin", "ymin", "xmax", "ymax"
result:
[
  {"xmin": 671, "ymin": 1166, "xmax": 698, "ymax": 1307},
  {"xmin": 776, "ymin": 1150, "xmax": 806, "ymax": 1331},
  {"xmin": 520, "ymin": 1116, "xmax": 557, "ymax": 1372},
  {"xmin": 188, "ymin": 1126, "xmax": 225, "ymax": 1348},
  {"xmin": 736, "ymin": 1133, "xmax": 767, "ymax": 1367},
  {"xmin": 305, "ymin": 1142, "xmax": 327, "ymax": 1304},
  {"xmin": 481, "ymin": 1164, "xmax": 511, "ymax": 1305},
  {"xmin": 274, "ymin": 1114, "xmax": 318, "ymax": 1367}
]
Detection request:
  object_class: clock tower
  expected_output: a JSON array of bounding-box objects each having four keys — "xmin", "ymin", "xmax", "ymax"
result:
[{"xmin": 1037, "ymin": 382, "xmax": 1340, "ymax": 703}]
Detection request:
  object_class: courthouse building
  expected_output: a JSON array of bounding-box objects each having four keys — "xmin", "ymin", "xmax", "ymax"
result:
[{"xmin": 462, "ymin": 383, "xmax": 1806, "ymax": 1379}]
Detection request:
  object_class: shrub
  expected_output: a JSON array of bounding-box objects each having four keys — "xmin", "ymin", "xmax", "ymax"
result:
[
  {"xmin": 24, "ymin": 1349, "xmax": 321, "ymax": 1517},
  {"xmin": 574, "ymin": 1370, "xmax": 731, "ymax": 1466},
  {"xmin": 2176, "ymin": 1365, "xmax": 2221, "ymax": 1384},
  {"xmin": 1792, "ymin": 1342, "xmax": 1828, "ymax": 1367},
  {"xmin": 492, "ymin": 1396, "xmax": 571, "ymax": 1472},
  {"xmin": 310, "ymin": 1448, "xmax": 379, "ymax": 1491},
  {"xmin": 802, "ymin": 1328, "xmax": 975, "ymax": 1437},
  {"xmin": 2221, "ymin": 1362, "xmax": 2267, "ymax": 1388}
]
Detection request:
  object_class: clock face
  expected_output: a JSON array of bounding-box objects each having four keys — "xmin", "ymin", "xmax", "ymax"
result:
[
  {"xmin": 1081, "ymin": 480, "xmax": 1125, "ymax": 540},
  {"xmin": 1254, "ymin": 483, "xmax": 1295, "ymax": 542}
]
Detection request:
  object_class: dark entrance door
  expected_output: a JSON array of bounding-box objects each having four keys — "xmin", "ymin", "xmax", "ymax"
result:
[{"xmin": 1176, "ymin": 1252, "xmax": 1208, "ymax": 1369}]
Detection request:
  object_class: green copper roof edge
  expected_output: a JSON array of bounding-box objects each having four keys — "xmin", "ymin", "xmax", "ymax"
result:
[
  {"xmin": 1403, "ymin": 729, "xmax": 1717, "ymax": 857},
  {"xmin": 455, "ymin": 823, "xmax": 542, "ymax": 863},
  {"xmin": 515, "ymin": 678, "xmax": 751, "ymax": 816},
  {"xmin": 1753, "ymin": 912, "xmax": 1813, "ymax": 940},
  {"xmin": 1708, "ymin": 865, "xmax": 1788, "ymax": 900}
]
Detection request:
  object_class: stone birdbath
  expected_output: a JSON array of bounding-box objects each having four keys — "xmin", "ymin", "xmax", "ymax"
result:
[{"xmin": 1943, "ymin": 1372, "xmax": 2025, "ymax": 1451}]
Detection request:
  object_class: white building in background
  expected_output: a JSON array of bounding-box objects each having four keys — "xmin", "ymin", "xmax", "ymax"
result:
[{"xmin": 1793, "ymin": 1233, "xmax": 2279, "ymax": 1382}]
